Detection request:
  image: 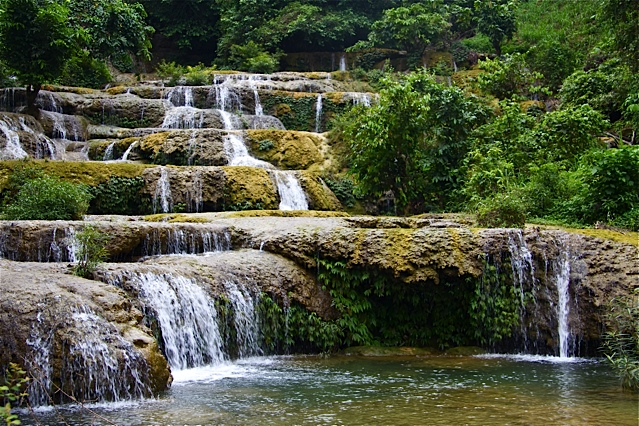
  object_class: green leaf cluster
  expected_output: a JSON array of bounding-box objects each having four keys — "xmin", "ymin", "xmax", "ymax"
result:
[
  {"xmin": 0, "ymin": 363, "xmax": 28, "ymax": 426},
  {"xmin": 73, "ymin": 225, "xmax": 110, "ymax": 279},
  {"xmin": 602, "ymin": 289, "xmax": 639, "ymax": 391},
  {"xmin": 1, "ymin": 173, "xmax": 91, "ymax": 220}
]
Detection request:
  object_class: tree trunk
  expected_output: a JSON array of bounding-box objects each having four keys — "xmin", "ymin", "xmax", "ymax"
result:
[{"xmin": 25, "ymin": 84, "xmax": 41, "ymax": 118}]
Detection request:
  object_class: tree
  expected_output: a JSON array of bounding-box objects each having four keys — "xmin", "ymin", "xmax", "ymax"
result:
[
  {"xmin": 68, "ymin": 0, "xmax": 153, "ymax": 62},
  {"xmin": 0, "ymin": 0, "xmax": 75, "ymax": 113},
  {"xmin": 474, "ymin": 0, "xmax": 517, "ymax": 56},
  {"xmin": 343, "ymin": 71, "xmax": 484, "ymax": 214},
  {"xmin": 351, "ymin": 3, "xmax": 451, "ymax": 58}
]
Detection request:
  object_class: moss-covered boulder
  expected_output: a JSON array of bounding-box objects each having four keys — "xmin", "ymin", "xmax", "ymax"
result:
[
  {"xmin": 246, "ymin": 130, "xmax": 323, "ymax": 170},
  {"xmin": 136, "ymin": 130, "xmax": 228, "ymax": 166},
  {"xmin": 298, "ymin": 171, "xmax": 342, "ymax": 211},
  {"xmin": 222, "ymin": 166, "xmax": 279, "ymax": 210}
]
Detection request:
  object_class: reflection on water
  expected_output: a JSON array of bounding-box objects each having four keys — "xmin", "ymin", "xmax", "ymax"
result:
[{"xmin": 20, "ymin": 355, "xmax": 638, "ymax": 425}]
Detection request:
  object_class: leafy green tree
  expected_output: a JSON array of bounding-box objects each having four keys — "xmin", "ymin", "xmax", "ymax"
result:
[
  {"xmin": 474, "ymin": 0, "xmax": 517, "ymax": 56},
  {"xmin": 343, "ymin": 71, "xmax": 484, "ymax": 213},
  {"xmin": 68, "ymin": 0, "xmax": 153, "ymax": 61},
  {"xmin": 600, "ymin": 0, "xmax": 639, "ymax": 72},
  {"xmin": 0, "ymin": 0, "xmax": 75, "ymax": 112},
  {"xmin": 228, "ymin": 41, "xmax": 280, "ymax": 74},
  {"xmin": 352, "ymin": 3, "xmax": 451, "ymax": 58}
]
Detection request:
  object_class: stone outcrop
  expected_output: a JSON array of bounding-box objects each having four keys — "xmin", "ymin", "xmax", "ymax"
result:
[{"xmin": 0, "ymin": 260, "xmax": 171, "ymax": 403}]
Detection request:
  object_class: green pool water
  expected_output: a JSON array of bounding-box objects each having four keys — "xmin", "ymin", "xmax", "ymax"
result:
[{"xmin": 21, "ymin": 354, "xmax": 638, "ymax": 425}]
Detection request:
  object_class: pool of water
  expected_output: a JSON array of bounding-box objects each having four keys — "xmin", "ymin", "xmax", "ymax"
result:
[{"xmin": 20, "ymin": 355, "xmax": 638, "ymax": 425}]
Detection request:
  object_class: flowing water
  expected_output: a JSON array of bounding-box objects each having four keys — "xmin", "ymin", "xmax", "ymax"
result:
[{"xmin": 18, "ymin": 355, "xmax": 637, "ymax": 425}]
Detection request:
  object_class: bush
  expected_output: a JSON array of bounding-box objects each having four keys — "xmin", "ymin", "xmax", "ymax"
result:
[
  {"xmin": 476, "ymin": 192, "xmax": 526, "ymax": 228},
  {"xmin": 73, "ymin": 225, "xmax": 110, "ymax": 278},
  {"xmin": 602, "ymin": 290, "xmax": 639, "ymax": 391},
  {"xmin": 478, "ymin": 54, "xmax": 549, "ymax": 100},
  {"xmin": 156, "ymin": 60, "xmax": 185, "ymax": 86},
  {"xmin": 2, "ymin": 175, "xmax": 92, "ymax": 220},
  {"xmin": 228, "ymin": 41, "xmax": 279, "ymax": 74},
  {"xmin": 58, "ymin": 52, "xmax": 112, "ymax": 89}
]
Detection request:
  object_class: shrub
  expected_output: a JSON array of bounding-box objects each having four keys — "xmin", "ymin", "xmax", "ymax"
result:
[
  {"xmin": 228, "ymin": 41, "xmax": 279, "ymax": 74},
  {"xmin": 155, "ymin": 60, "xmax": 185, "ymax": 86},
  {"xmin": 602, "ymin": 290, "xmax": 639, "ymax": 391},
  {"xmin": 478, "ymin": 54, "xmax": 549, "ymax": 100},
  {"xmin": 73, "ymin": 225, "xmax": 110, "ymax": 279},
  {"xmin": 476, "ymin": 192, "xmax": 526, "ymax": 228},
  {"xmin": 58, "ymin": 52, "xmax": 112, "ymax": 89},
  {"xmin": 2, "ymin": 175, "xmax": 92, "ymax": 220}
]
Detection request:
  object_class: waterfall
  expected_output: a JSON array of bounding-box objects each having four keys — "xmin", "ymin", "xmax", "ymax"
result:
[
  {"xmin": 274, "ymin": 171, "xmax": 309, "ymax": 210},
  {"xmin": 314, "ymin": 94, "xmax": 323, "ymax": 133},
  {"xmin": 18, "ymin": 116, "xmax": 56, "ymax": 159},
  {"xmin": 186, "ymin": 130, "xmax": 198, "ymax": 165},
  {"xmin": 153, "ymin": 167, "xmax": 173, "ymax": 213},
  {"xmin": 27, "ymin": 305, "xmax": 151, "ymax": 405},
  {"xmin": 224, "ymin": 282, "xmax": 262, "ymax": 358},
  {"xmin": 142, "ymin": 228, "xmax": 231, "ymax": 256},
  {"xmin": 165, "ymin": 86, "xmax": 194, "ymax": 108},
  {"xmin": 37, "ymin": 91, "xmax": 63, "ymax": 113},
  {"xmin": 339, "ymin": 54, "xmax": 347, "ymax": 71},
  {"xmin": 210, "ymin": 77, "xmax": 243, "ymax": 112},
  {"xmin": 114, "ymin": 272, "xmax": 226, "ymax": 370},
  {"xmin": 224, "ymin": 134, "xmax": 274, "ymax": 169},
  {"xmin": 161, "ymin": 106, "xmax": 205, "ymax": 129},
  {"xmin": 187, "ymin": 170, "xmax": 204, "ymax": 212},
  {"xmin": 553, "ymin": 245, "xmax": 578, "ymax": 358},
  {"xmin": 121, "ymin": 140, "xmax": 138, "ymax": 161},
  {"xmin": 0, "ymin": 118, "xmax": 28, "ymax": 159},
  {"xmin": 219, "ymin": 109, "xmax": 241, "ymax": 131},
  {"xmin": 103, "ymin": 141, "xmax": 116, "ymax": 161},
  {"xmin": 249, "ymin": 76, "xmax": 264, "ymax": 116}
]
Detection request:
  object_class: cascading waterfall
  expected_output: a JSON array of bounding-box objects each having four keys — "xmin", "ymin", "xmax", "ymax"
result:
[
  {"xmin": 507, "ymin": 231, "xmax": 537, "ymax": 351},
  {"xmin": 121, "ymin": 141, "xmax": 138, "ymax": 161},
  {"xmin": 273, "ymin": 171, "xmax": 309, "ymax": 210},
  {"xmin": 315, "ymin": 94, "xmax": 323, "ymax": 133},
  {"xmin": 249, "ymin": 76, "xmax": 264, "ymax": 116},
  {"xmin": 142, "ymin": 228, "xmax": 231, "ymax": 256},
  {"xmin": 161, "ymin": 107, "xmax": 205, "ymax": 129},
  {"xmin": 224, "ymin": 281, "xmax": 262, "ymax": 358},
  {"xmin": 103, "ymin": 141, "xmax": 116, "ymax": 161},
  {"xmin": 153, "ymin": 167, "xmax": 173, "ymax": 213},
  {"xmin": 27, "ymin": 305, "xmax": 151, "ymax": 405},
  {"xmin": 224, "ymin": 133, "xmax": 274, "ymax": 168},
  {"xmin": 339, "ymin": 55, "xmax": 347, "ymax": 71},
  {"xmin": 0, "ymin": 118, "xmax": 28, "ymax": 159},
  {"xmin": 552, "ymin": 243, "xmax": 579, "ymax": 358},
  {"xmin": 18, "ymin": 116, "xmax": 56, "ymax": 159},
  {"xmin": 187, "ymin": 170, "xmax": 204, "ymax": 212},
  {"xmin": 111, "ymin": 272, "xmax": 226, "ymax": 370}
]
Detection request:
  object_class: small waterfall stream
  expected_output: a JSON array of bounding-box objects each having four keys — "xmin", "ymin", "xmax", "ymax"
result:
[
  {"xmin": 153, "ymin": 167, "xmax": 173, "ymax": 213},
  {"xmin": 315, "ymin": 94, "xmax": 323, "ymax": 133},
  {"xmin": 274, "ymin": 171, "xmax": 309, "ymax": 210}
]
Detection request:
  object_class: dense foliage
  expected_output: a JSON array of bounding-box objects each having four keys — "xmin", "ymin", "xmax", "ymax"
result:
[{"xmin": 602, "ymin": 290, "xmax": 639, "ymax": 391}]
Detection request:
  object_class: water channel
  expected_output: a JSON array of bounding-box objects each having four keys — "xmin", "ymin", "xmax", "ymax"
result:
[{"xmin": 21, "ymin": 354, "xmax": 637, "ymax": 425}]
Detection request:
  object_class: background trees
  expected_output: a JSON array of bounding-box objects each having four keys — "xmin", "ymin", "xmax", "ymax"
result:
[{"xmin": 0, "ymin": 0, "xmax": 75, "ymax": 112}]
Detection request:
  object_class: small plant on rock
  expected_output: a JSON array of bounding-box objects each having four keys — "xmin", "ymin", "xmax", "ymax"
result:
[
  {"xmin": 73, "ymin": 225, "xmax": 110, "ymax": 279},
  {"xmin": 1, "ymin": 363, "xmax": 28, "ymax": 425}
]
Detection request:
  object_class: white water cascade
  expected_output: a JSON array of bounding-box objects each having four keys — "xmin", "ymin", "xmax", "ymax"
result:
[
  {"xmin": 18, "ymin": 116, "xmax": 56, "ymax": 159},
  {"xmin": 274, "ymin": 171, "xmax": 309, "ymax": 210},
  {"xmin": 554, "ymin": 248, "xmax": 575, "ymax": 358},
  {"xmin": 315, "ymin": 94, "xmax": 323, "ymax": 133},
  {"xmin": 113, "ymin": 272, "xmax": 226, "ymax": 370},
  {"xmin": 225, "ymin": 282, "xmax": 262, "ymax": 358},
  {"xmin": 142, "ymin": 228, "xmax": 231, "ymax": 256},
  {"xmin": 339, "ymin": 55, "xmax": 347, "ymax": 71},
  {"xmin": 103, "ymin": 141, "xmax": 116, "ymax": 160},
  {"xmin": 121, "ymin": 141, "xmax": 138, "ymax": 161},
  {"xmin": 0, "ymin": 118, "xmax": 28, "ymax": 159},
  {"xmin": 249, "ymin": 76, "xmax": 264, "ymax": 116},
  {"xmin": 153, "ymin": 167, "xmax": 173, "ymax": 213},
  {"xmin": 27, "ymin": 305, "xmax": 151, "ymax": 405}
]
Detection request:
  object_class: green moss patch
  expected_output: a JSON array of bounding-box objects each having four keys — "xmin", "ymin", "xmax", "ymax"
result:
[
  {"xmin": 246, "ymin": 130, "xmax": 323, "ymax": 170},
  {"xmin": 222, "ymin": 166, "xmax": 278, "ymax": 210}
]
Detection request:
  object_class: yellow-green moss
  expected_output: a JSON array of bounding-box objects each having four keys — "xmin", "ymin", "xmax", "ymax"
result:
[
  {"xmin": 246, "ymin": 130, "xmax": 323, "ymax": 170},
  {"xmin": 222, "ymin": 166, "xmax": 278, "ymax": 210},
  {"xmin": 140, "ymin": 132, "xmax": 170, "ymax": 155},
  {"xmin": 554, "ymin": 226, "xmax": 638, "ymax": 247},
  {"xmin": 423, "ymin": 51, "xmax": 453, "ymax": 68},
  {"xmin": 0, "ymin": 160, "xmax": 152, "ymax": 187},
  {"xmin": 298, "ymin": 171, "xmax": 342, "ymax": 211},
  {"xmin": 88, "ymin": 137, "xmax": 139, "ymax": 159},
  {"xmin": 143, "ymin": 213, "xmax": 211, "ymax": 223},
  {"xmin": 215, "ymin": 210, "xmax": 349, "ymax": 218},
  {"xmin": 105, "ymin": 86, "xmax": 127, "ymax": 95}
]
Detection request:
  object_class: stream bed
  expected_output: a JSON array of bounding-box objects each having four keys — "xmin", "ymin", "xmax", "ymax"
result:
[{"xmin": 20, "ymin": 354, "xmax": 637, "ymax": 425}]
